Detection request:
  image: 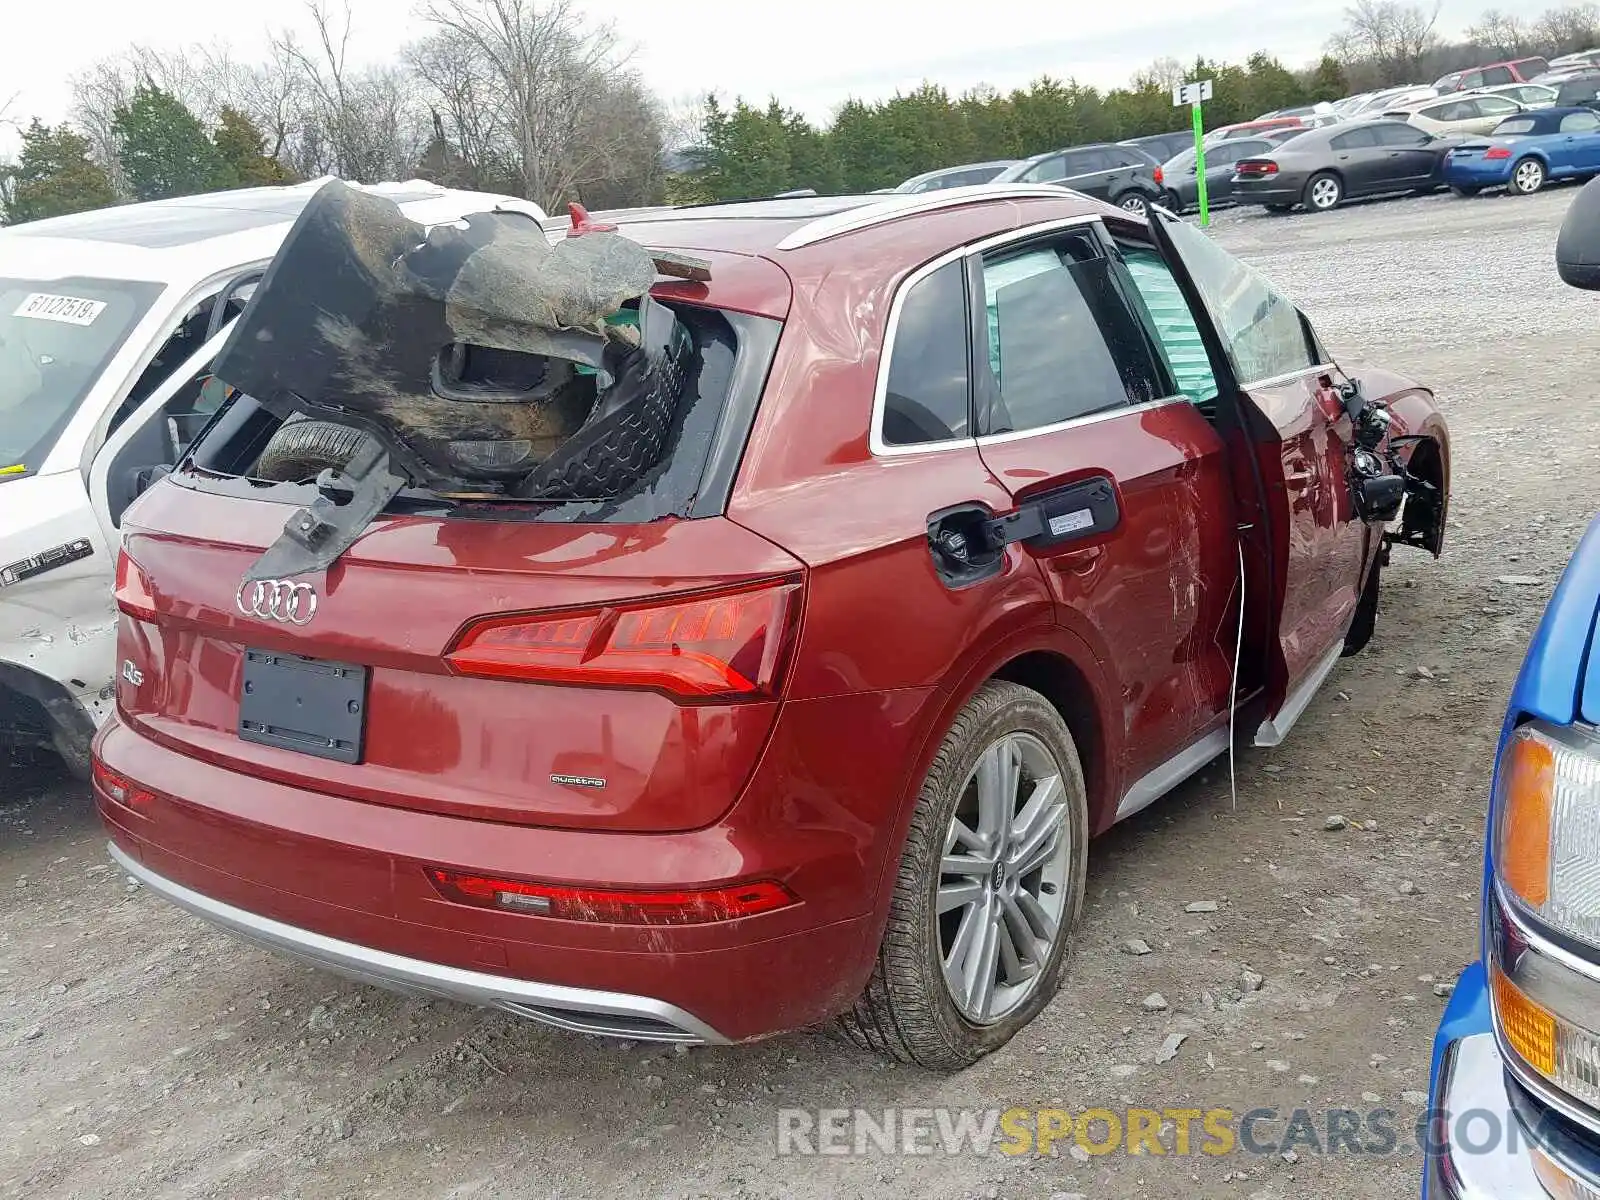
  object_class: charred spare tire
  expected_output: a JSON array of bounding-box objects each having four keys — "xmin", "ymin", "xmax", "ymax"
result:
[{"xmin": 254, "ymin": 415, "xmax": 375, "ymax": 483}]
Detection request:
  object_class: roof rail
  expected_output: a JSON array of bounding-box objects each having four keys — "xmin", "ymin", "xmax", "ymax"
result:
[{"xmin": 773, "ymin": 184, "xmax": 1084, "ymax": 251}]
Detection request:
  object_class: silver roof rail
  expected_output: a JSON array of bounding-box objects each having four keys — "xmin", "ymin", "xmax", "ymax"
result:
[{"xmin": 773, "ymin": 184, "xmax": 1086, "ymax": 251}]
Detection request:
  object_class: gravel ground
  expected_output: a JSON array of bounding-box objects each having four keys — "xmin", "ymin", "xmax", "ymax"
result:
[{"xmin": 5, "ymin": 185, "xmax": 1599, "ymax": 1200}]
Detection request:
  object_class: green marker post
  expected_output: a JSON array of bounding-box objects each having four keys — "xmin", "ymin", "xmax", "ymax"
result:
[{"xmin": 1173, "ymin": 78, "xmax": 1215, "ymax": 226}]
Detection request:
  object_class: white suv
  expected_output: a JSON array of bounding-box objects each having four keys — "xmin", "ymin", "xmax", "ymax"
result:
[{"xmin": 0, "ymin": 179, "xmax": 543, "ymax": 778}]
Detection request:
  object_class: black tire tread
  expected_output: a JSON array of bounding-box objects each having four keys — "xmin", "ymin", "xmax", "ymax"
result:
[
  {"xmin": 255, "ymin": 417, "xmax": 373, "ymax": 483},
  {"xmin": 837, "ymin": 680, "xmax": 1087, "ymax": 1071}
]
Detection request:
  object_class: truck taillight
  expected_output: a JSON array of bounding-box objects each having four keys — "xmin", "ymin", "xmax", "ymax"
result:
[
  {"xmin": 114, "ymin": 549, "xmax": 157, "ymax": 621},
  {"xmin": 427, "ymin": 868, "xmax": 797, "ymax": 925},
  {"xmin": 444, "ymin": 579, "xmax": 802, "ymax": 701}
]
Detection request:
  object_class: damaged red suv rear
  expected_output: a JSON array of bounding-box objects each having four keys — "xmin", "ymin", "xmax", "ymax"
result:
[{"xmin": 95, "ymin": 180, "xmax": 1449, "ymax": 1070}]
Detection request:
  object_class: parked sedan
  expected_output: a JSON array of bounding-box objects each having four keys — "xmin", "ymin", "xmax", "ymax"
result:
[
  {"xmin": 993, "ymin": 143, "xmax": 1165, "ymax": 215},
  {"xmin": 1159, "ymin": 137, "xmax": 1276, "ymax": 211},
  {"xmin": 894, "ymin": 161, "xmax": 1022, "ymax": 193},
  {"xmin": 1232, "ymin": 120, "xmax": 1462, "ymax": 213},
  {"xmin": 1388, "ymin": 91, "xmax": 1525, "ymax": 136},
  {"xmin": 1444, "ymin": 106, "xmax": 1600, "ymax": 195},
  {"xmin": 1465, "ymin": 82, "xmax": 1558, "ymax": 108}
]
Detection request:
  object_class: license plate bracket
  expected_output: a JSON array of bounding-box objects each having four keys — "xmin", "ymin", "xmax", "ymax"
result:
[{"xmin": 238, "ymin": 649, "xmax": 368, "ymax": 764}]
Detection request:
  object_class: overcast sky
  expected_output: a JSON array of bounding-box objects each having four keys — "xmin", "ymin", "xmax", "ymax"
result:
[{"xmin": 0, "ymin": 0, "xmax": 1558, "ymax": 155}]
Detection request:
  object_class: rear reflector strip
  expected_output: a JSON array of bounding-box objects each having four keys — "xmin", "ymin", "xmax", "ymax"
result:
[
  {"xmin": 444, "ymin": 578, "xmax": 801, "ymax": 701},
  {"xmin": 427, "ymin": 868, "xmax": 798, "ymax": 925},
  {"xmin": 92, "ymin": 758, "xmax": 155, "ymax": 811}
]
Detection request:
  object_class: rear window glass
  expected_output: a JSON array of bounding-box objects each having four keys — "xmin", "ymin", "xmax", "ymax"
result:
[
  {"xmin": 1497, "ymin": 116, "xmax": 1539, "ymax": 134},
  {"xmin": 882, "ymin": 260, "xmax": 971, "ymax": 446},
  {"xmin": 0, "ymin": 276, "xmax": 164, "ymax": 476},
  {"xmin": 184, "ymin": 297, "xmax": 781, "ymax": 524}
]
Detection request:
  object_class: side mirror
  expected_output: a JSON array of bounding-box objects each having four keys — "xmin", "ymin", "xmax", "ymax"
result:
[{"xmin": 1558, "ymin": 176, "xmax": 1600, "ymax": 288}]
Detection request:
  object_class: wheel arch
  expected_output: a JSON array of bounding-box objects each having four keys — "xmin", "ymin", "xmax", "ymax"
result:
[
  {"xmin": 0, "ymin": 660, "xmax": 96, "ymax": 777},
  {"xmin": 865, "ymin": 624, "xmax": 1122, "ymax": 924}
]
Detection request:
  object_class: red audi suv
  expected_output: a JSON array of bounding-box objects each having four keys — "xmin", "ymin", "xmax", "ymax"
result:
[{"xmin": 94, "ymin": 180, "xmax": 1449, "ymax": 1070}]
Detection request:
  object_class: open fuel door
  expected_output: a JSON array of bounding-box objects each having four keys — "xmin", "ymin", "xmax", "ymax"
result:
[{"xmin": 1144, "ymin": 209, "xmax": 1369, "ymax": 746}]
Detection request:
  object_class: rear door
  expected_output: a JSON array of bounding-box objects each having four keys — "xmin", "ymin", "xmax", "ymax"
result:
[
  {"xmin": 1328, "ymin": 126, "xmax": 1388, "ymax": 193},
  {"xmin": 1373, "ymin": 121, "xmax": 1445, "ymax": 185},
  {"xmin": 1146, "ymin": 210, "xmax": 1370, "ymax": 743},
  {"xmin": 1468, "ymin": 95, "xmax": 1523, "ymax": 134},
  {"xmin": 1059, "ymin": 149, "xmax": 1116, "ymax": 201},
  {"xmin": 966, "ymin": 219, "xmax": 1241, "ymax": 788}
]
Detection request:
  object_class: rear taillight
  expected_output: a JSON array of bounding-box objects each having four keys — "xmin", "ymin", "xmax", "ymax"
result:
[
  {"xmin": 92, "ymin": 758, "xmax": 155, "ymax": 811},
  {"xmin": 1485, "ymin": 146, "xmax": 1513, "ymax": 160},
  {"xmin": 1153, "ymin": 165, "xmax": 1165, "ymax": 185},
  {"xmin": 1238, "ymin": 161, "xmax": 1279, "ymax": 176},
  {"xmin": 114, "ymin": 548, "xmax": 157, "ymax": 621},
  {"xmin": 444, "ymin": 579, "xmax": 801, "ymax": 701},
  {"xmin": 426, "ymin": 868, "xmax": 797, "ymax": 925}
]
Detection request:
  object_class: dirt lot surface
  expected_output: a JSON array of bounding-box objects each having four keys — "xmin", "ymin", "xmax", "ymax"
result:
[{"xmin": 4, "ymin": 187, "xmax": 1598, "ymax": 1200}]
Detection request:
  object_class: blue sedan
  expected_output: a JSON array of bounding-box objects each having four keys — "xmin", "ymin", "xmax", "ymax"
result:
[{"xmin": 1444, "ymin": 105, "xmax": 1600, "ymax": 194}]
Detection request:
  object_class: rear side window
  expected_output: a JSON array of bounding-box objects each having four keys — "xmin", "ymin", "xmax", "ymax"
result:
[
  {"xmin": 881, "ymin": 260, "xmax": 971, "ymax": 446},
  {"xmin": 1061, "ymin": 149, "xmax": 1111, "ymax": 176},
  {"xmin": 1498, "ymin": 117, "xmax": 1539, "ymax": 134},
  {"xmin": 1476, "ymin": 95, "xmax": 1520, "ymax": 115},
  {"xmin": 1482, "ymin": 66, "xmax": 1514, "ymax": 85},
  {"xmin": 1332, "ymin": 127, "xmax": 1380, "ymax": 150},
  {"xmin": 1563, "ymin": 111, "xmax": 1600, "ymax": 131},
  {"xmin": 1374, "ymin": 123, "xmax": 1431, "ymax": 146},
  {"xmin": 978, "ymin": 233, "xmax": 1166, "ymax": 433}
]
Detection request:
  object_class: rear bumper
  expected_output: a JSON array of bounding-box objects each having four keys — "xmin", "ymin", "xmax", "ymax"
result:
[
  {"xmin": 110, "ymin": 841, "xmax": 725, "ymax": 1043},
  {"xmin": 1444, "ymin": 160, "xmax": 1515, "ymax": 186},
  {"xmin": 1230, "ymin": 178, "xmax": 1303, "ymax": 206},
  {"xmin": 94, "ymin": 714, "xmax": 884, "ymax": 1043}
]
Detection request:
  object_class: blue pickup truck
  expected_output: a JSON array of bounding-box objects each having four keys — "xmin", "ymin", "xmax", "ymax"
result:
[{"xmin": 1425, "ymin": 180, "xmax": 1600, "ymax": 1196}]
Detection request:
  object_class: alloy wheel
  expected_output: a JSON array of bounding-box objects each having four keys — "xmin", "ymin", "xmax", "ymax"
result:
[
  {"xmin": 937, "ymin": 732, "xmax": 1071, "ymax": 1025},
  {"xmin": 1310, "ymin": 176, "xmax": 1342, "ymax": 210},
  {"xmin": 1119, "ymin": 193, "xmax": 1150, "ymax": 217},
  {"xmin": 1513, "ymin": 158, "xmax": 1545, "ymax": 194}
]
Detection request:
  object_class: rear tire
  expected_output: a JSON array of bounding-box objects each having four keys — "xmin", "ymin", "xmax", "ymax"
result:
[
  {"xmin": 1451, "ymin": 185, "xmax": 1482, "ymax": 197},
  {"xmin": 1303, "ymin": 171, "xmax": 1343, "ymax": 212},
  {"xmin": 1115, "ymin": 191, "xmax": 1152, "ymax": 218},
  {"xmin": 255, "ymin": 416, "xmax": 373, "ymax": 483},
  {"xmin": 837, "ymin": 681, "xmax": 1088, "ymax": 1071},
  {"xmin": 1510, "ymin": 156, "xmax": 1546, "ymax": 195}
]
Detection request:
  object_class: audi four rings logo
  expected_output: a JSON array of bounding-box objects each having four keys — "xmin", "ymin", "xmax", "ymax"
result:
[{"xmin": 236, "ymin": 579, "xmax": 319, "ymax": 625}]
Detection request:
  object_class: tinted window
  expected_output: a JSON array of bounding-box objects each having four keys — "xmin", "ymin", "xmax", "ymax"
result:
[
  {"xmin": 1482, "ymin": 66, "xmax": 1514, "ymax": 85},
  {"xmin": 1120, "ymin": 248, "xmax": 1219, "ymax": 406},
  {"xmin": 1565, "ymin": 110, "xmax": 1600, "ymax": 131},
  {"xmin": 882, "ymin": 261, "xmax": 971, "ymax": 446},
  {"xmin": 1374, "ymin": 122, "xmax": 1432, "ymax": 146},
  {"xmin": 0, "ymin": 276, "xmax": 165, "ymax": 476},
  {"xmin": 1061, "ymin": 149, "xmax": 1111, "ymax": 176},
  {"xmin": 1158, "ymin": 219, "xmax": 1315, "ymax": 385},
  {"xmin": 1209, "ymin": 140, "xmax": 1267, "ymax": 164},
  {"xmin": 1332, "ymin": 127, "xmax": 1380, "ymax": 149},
  {"xmin": 979, "ymin": 236, "xmax": 1165, "ymax": 432},
  {"xmin": 1022, "ymin": 155, "xmax": 1067, "ymax": 183}
]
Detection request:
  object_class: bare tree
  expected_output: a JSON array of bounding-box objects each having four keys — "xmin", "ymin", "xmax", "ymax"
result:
[
  {"xmin": 1328, "ymin": 0, "xmax": 1442, "ymax": 84},
  {"xmin": 1536, "ymin": 2, "xmax": 1600, "ymax": 53},
  {"xmin": 1130, "ymin": 57, "xmax": 1187, "ymax": 93},
  {"xmin": 1467, "ymin": 9, "xmax": 1535, "ymax": 56},
  {"xmin": 416, "ymin": 0, "xmax": 656, "ymax": 207},
  {"xmin": 271, "ymin": 0, "xmax": 428, "ymax": 182},
  {"xmin": 407, "ymin": 27, "xmax": 514, "ymax": 188}
]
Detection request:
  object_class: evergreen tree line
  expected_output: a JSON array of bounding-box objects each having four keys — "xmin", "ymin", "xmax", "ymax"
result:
[
  {"xmin": 681, "ymin": 1, "xmax": 1600, "ymax": 200},
  {"xmin": 6, "ymin": 1, "xmax": 1600, "ymax": 222}
]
